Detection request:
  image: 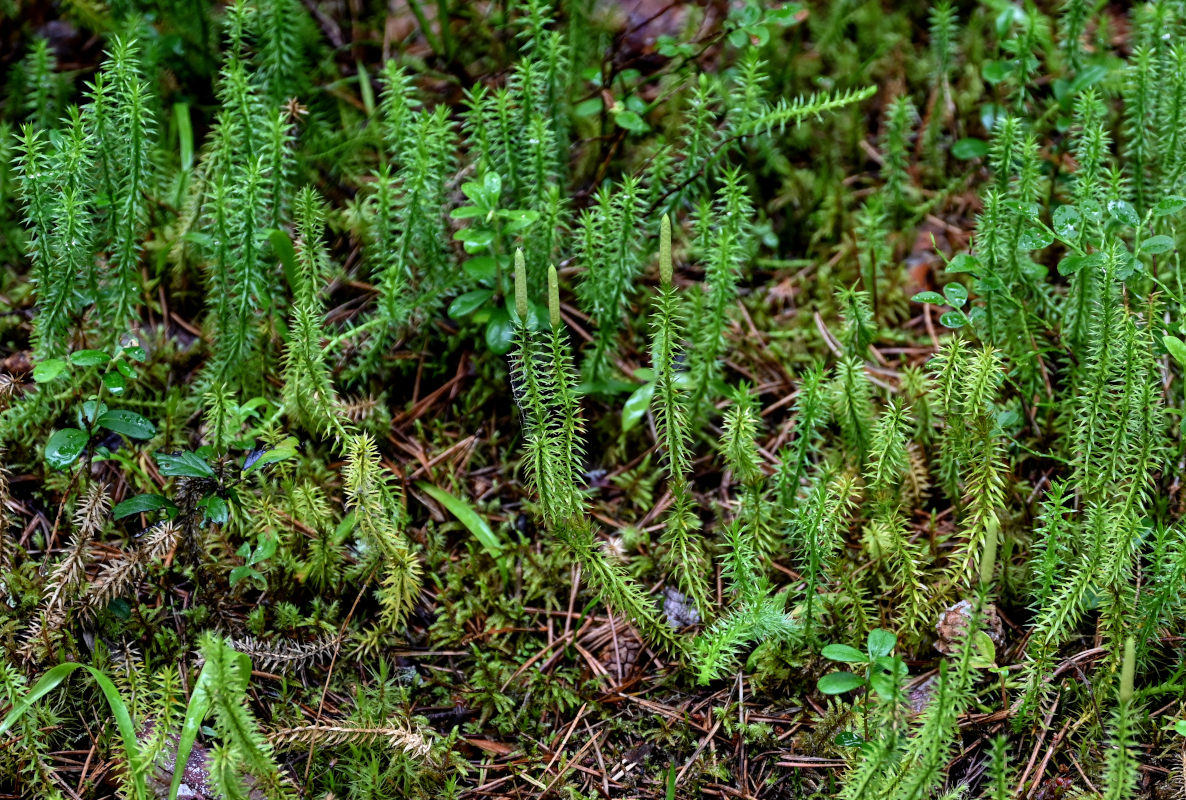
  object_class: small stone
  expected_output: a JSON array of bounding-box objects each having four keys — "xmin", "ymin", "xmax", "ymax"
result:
[{"xmin": 663, "ymin": 587, "xmax": 701, "ymax": 630}]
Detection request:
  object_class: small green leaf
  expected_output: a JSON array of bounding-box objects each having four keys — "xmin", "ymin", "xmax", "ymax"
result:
[
  {"xmin": 869, "ymin": 670, "xmax": 899, "ymax": 699},
  {"xmin": 123, "ymin": 345, "xmax": 147, "ymax": 362},
  {"xmin": 945, "ymin": 253, "xmax": 981, "ymax": 275},
  {"xmin": 32, "ymin": 358, "xmax": 68, "ymax": 383},
  {"xmin": 820, "ymin": 644, "xmax": 866, "ymax": 663},
  {"xmin": 942, "ymin": 283, "xmax": 968, "ymax": 308},
  {"xmin": 242, "ymin": 438, "xmax": 298, "ymax": 474},
  {"xmin": 200, "ymin": 495, "xmax": 229, "ymax": 525},
  {"xmin": 1141, "ymin": 234, "xmax": 1175, "ymax": 255},
  {"xmin": 450, "ymin": 205, "xmax": 484, "ymax": 220},
  {"xmin": 483, "ymin": 171, "xmax": 502, "ymax": 199},
  {"xmin": 866, "ymin": 628, "xmax": 896, "ymax": 658},
  {"xmin": 46, "ymin": 428, "xmax": 88, "ymax": 469},
  {"xmin": 614, "ymin": 110, "xmax": 650, "ymax": 133},
  {"xmin": 939, "ymin": 311, "xmax": 968, "ymax": 328},
  {"xmin": 69, "ymin": 349, "xmax": 110, "ymax": 367},
  {"xmin": 97, "ymin": 410, "xmax": 156, "ymax": 440},
  {"xmin": 113, "ymin": 494, "xmax": 177, "ymax": 520},
  {"xmin": 485, "ymin": 307, "xmax": 515, "ymax": 355},
  {"xmin": 1018, "ymin": 226, "xmax": 1053, "ymax": 251},
  {"xmin": 1175, "ymin": 719, "xmax": 1186, "ymax": 736},
  {"xmin": 102, "ymin": 370, "xmax": 128, "ymax": 394},
  {"xmin": 1057, "ymin": 252, "xmax": 1104, "ymax": 276},
  {"xmin": 229, "ymin": 565, "xmax": 262, "ymax": 587},
  {"xmin": 911, "ymin": 291, "xmax": 947, "ymax": 305},
  {"xmin": 574, "ymin": 97, "xmax": 602, "ymax": 117},
  {"xmin": 80, "ymin": 400, "xmax": 107, "ymax": 425},
  {"xmin": 834, "ymin": 731, "xmax": 864, "ymax": 748},
  {"xmin": 498, "ymin": 208, "xmax": 540, "ymax": 230},
  {"xmin": 1164, "ymin": 335, "xmax": 1186, "ymax": 368},
  {"xmin": 156, "ymin": 450, "xmax": 216, "ymax": 478},
  {"xmin": 463, "ymin": 255, "xmax": 499, "ymax": 282},
  {"xmin": 252, "ymin": 533, "xmax": 278, "ymax": 563},
  {"xmin": 951, "ymin": 138, "xmax": 988, "ymax": 159},
  {"xmin": 817, "ymin": 671, "xmax": 864, "ymax": 695},
  {"xmin": 449, "ymin": 290, "xmax": 495, "ymax": 319},
  {"xmin": 1004, "ymin": 199, "xmax": 1042, "ymax": 219},
  {"xmin": 1106, "ymin": 199, "xmax": 1139, "ymax": 227},
  {"xmin": 970, "ymin": 630, "xmax": 996, "ymax": 669},
  {"xmin": 981, "ymin": 59, "xmax": 1013, "ymax": 84},
  {"xmin": 1154, "ymin": 196, "xmax": 1186, "ymax": 217},
  {"xmin": 622, "ymin": 382, "xmax": 655, "ymax": 434},
  {"xmin": 454, "ymin": 226, "xmax": 496, "ymax": 251},
  {"xmin": 1052, "ymin": 205, "xmax": 1082, "ymax": 241}
]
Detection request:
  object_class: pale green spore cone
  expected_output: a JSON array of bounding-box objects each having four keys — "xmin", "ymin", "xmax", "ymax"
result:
[
  {"xmin": 979, "ymin": 514, "xmax": 999, "ymax": 588},
  {"xmin": 660, "ymin": 214, "xmax": 673, "ymax": 286},
  {"xmin": 514, "ymin": 249, "xmax": 528, "ymax": 320},
  {"xmin": 548, "ymin": 265, "xmax": 560, "ymax": 329},
  {"xmin": 1119, "ymin": 635, "xmax": 1135, "ymax": 703}
]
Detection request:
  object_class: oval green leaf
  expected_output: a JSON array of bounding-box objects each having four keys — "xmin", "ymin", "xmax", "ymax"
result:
[
  {"xmin": 1154, "ymin": 196, "xmax": 1186, "ymax": 217},
  {"xmin": 945, "ymin": 253, "xmax": 981, "ymax": 275},
  {"xmin": 1052, "ymin": 205, "xmax": 1082, "ymax": 241},
  {"xmin": 866, "ymin": 628, "xmax": 897, "ymax": 658},
  {"xmin": 102, "ymin": 370, "xmax": 128, "ymax": 394},
  {"xmin": 939, "ymin": 311, "xmax": 968, "ymax": 328},
  {"xmin": 1018, "ymin": 226, "xmax": 1053, "ymax": 251},
  {"xmin": 817, "ymin": 671, "xmax": 864, "ymax": 695},
  {"xmin": 1141, "ymin": 234, "xmax": 1175, "ymax": 255},
  {"xmin": 242, "ymin": 437, "xmax": 298, "ymax": 474},
  {"xmin": 1106, "ymin": 199, "xmax": 1139, "ymax": 227},
  {"xmin": 942, "ymin": 283, "xmax": 968, "ymax": 308},
  {"xmin": 69, "ymin": 349, "xmax": 110, "ymax": 367},
  {"xmin": 46, "ymin": 428, "xmax": 88, "ymax": 469},
  {"xmin": 911, "ymin": 291, "xmax": 946, "ymax": 305},
  {"xmin": 820, "ymin": 644, "xmax": 866, "ymax": 663},
  {"xmin": 614, "ymin": 110, "xmax": 650, "ymax": 133},
  {"xmin": 1164, "ymin": 335, "xmax": 1186, "ymax": 368},
  {"xmin": 113, "ymin": 493, "xmax": 178, "ymax": 520},
  {"xmin": 32, "ymin": 358, "xmax": 68, "ymax": 383},
  {"xmin": 485, "ymin": 307, "xmax": 515, "ymax": 355},
  {"xmin": 156, "ymin": 450, "xmax": 216, "ymax": 478},
  {"xmin": 463, "ymin": 256, "xmax": 499, "ymax": 282},
  {"xmin": 981, "ymin": 59, "xmax": 1013, "ymax": 84},
  {"xmin": 834, "ymin": 731, "xmax": 864, "ymax": 748},
  {"xmin": 97, "ymin": 409, "xmax": 156, "ymax": 440},
  {"xmin": 622, "ymin": 382, "xmax": 655, "ymax": 434},
  {"xmin": 951, "ymin": 138, "xmax": 987, "ymax": 159},
  {"xmin": 448, "ymin": 289, "xmax": 495, "ymax": 319}
]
